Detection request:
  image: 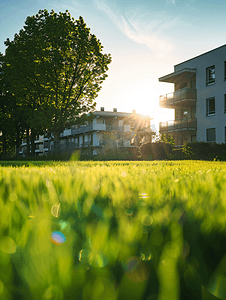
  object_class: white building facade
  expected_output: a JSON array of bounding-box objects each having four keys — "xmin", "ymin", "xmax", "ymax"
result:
[
  {"xmin": 159, "ymin": 44, "xmax": 226, "ymax": 146},
  {"xmin": 19, "ymin": 108, "xmax": 152, "ymax": 157}
]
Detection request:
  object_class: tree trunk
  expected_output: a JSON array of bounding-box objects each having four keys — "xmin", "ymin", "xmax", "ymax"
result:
[
  {"xmin": 15, "ymin": 128, "xmax": 20, "ymax": 157},
  {"xmin": 53, "ymin": 129, "xmax": 61, "ymax": 141},
  {"xmin": 53, "ymin": 129, "xmax": 62, "ymax": 154},
  {"xmin": 31, "ymin": 129, "xmax": 36, "ymax": 157},
  {"xmin": 2, "ymin": 132, "xmax": 7, "ymax": 159},
  {"xmin": 26, "ymin": 128, "xmax": 30, "ymax": 157}
]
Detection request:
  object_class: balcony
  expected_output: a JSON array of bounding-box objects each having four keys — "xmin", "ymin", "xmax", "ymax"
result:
[
  {"xmin": 99, "ymin": 140, "xmax": 106, "ymax": 146},
  {"xmin": 84, "ymin": 141, "xmax": 91, "ymax": 147},
  {"xmin": 159, "ymin": 118, "xmax": 197, "ymax": 132},
  {"xmin": 159, "ymin": 88, "xmax": 197, "ymax": 108},
  {"xmin": 106, "ymin": 125, "xmax": 123, "ymax": 131},
  {"xmin": 71, "ymin": 125, "xmax": 93, "ymax": 135},
  {"xmin": 159, "ymin": 68, "xmax": 196, "ymax": 83}
]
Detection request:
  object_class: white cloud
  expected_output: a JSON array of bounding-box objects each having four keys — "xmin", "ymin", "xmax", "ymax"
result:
[
  {"xmin": 93, "ymin": 0, "xmax": 174, "ymax": 57},
  {"xmin": 122, "ymin": 18, "xmax": 173, "ymax": 57}
]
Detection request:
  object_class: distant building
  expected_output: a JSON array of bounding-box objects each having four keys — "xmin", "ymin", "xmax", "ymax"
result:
[
  {"xmin": 159, "ymin": 44, "xmax": 226, "ymax": 147},
  {"xmin": 19, "ymin": 108, "xmax": 153, "ymax": 157}
]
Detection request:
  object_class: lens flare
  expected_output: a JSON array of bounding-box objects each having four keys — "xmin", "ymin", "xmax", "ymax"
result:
[
  {"xmin": 91, "ymin": 253, "xmax": 109, "ymax": 268},
  {"xmin": 51, "ymin": 204, "xmax": 61, "ymax": 217},
  {"xmin": 59, "ymin": 220, "xmax": 70, "ymax": 231},
  {"xmin": 0, "ymin": 236, "xmax": 17, "ymax": 253},
  {"xmin": 9, "ymin": 193, "xmax": 17, "ymax": 201},
  {"xmin": 78, "ymin": 249, "xmax": 92, "ymax": 264},
  {"xmin": 140, "ymin": 248, "xmax": 152, "ymax": 261},
  {"xmin": 123, "ymin": 256, "xmax": 149, "ymax": 282},
  {"xmin": 139, "ymin": 193, "xmax": 150, "ymax": 199},
  {"xmin": 28, "ymin": 213, "xmax": 35, "ymax": 219},
  {"xmin": 141, "ymin": 214, "xmax": 153, "ymax": 226},
  {"xmin": 51, "ymin": 231, "xmax": 66, "ymax": 245}
]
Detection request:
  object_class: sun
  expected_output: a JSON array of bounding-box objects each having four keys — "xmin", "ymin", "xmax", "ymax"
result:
[{"xmin": 113, "ymin": 79, "xmax": 174, "ymax": 133}]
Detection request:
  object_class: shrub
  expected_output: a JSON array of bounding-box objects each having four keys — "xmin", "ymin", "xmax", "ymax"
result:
[
  {"xmin": 182, "ymin": 142, "xmax": 226, "ymax": 161},
  {"xmin": 139, "ymin": 142, "xmax": 173, "ymax": 160},
  {"xmin": 170, "ymin": 148, "xmax": 186, "ymax": 160}
]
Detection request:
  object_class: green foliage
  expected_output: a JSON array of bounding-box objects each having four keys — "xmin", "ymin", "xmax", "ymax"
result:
[
  {"xmin": 94, "ymin": 147, "xmax": 139, "ymax": 161},
  {"xmin": 1, "ymin": 160, "xmax": 226, "ymax": 299},
  {"xmin": 170, "ymin": 148, "xmax": 186, "ymax": 160},
  {"xmin": 182, "ymin": 142, "xmax": 226, "ymax": 161},
  {"xmin": 158, "ymin": 133, "xmax": 175, "ymax": 147},
  {"xmin": 4, "ymin": 9, "xmax": 111, "ymax": 141},
  {"xmin": 139, "ymin": 142, "xmax": 173, "ymax": 160},
  {"xmin": 0, "ymin": 53, "xmax": 26, "ymax": 158}
]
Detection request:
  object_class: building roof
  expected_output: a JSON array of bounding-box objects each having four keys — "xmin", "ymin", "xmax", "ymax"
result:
[
  {"xmin": 159, "ymin": 44, "xmax": 226, "ymax": 83},
  {"xmin": 92, "ymin": 110, "xmax": 152, "ymax": 119},
  {"xmin": 175, "ymin": 44, "xmax": 226, "ymax": 67},
  {"xmin": 159, "ymin": 68, "xmax": 196, "ymax": 83}
]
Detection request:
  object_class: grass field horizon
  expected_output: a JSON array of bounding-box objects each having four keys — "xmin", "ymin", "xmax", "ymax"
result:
[{"xmin": 1, "ymin": 160, "xmax": 226, "ymax": 299}]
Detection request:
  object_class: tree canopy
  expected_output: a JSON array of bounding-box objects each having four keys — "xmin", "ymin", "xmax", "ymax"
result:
[{"xmin": 4, "ymin": 9, "xmax": 111, "ymax": 146}]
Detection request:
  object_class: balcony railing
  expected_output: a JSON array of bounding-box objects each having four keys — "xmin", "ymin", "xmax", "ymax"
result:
[
  {"xmin": 71, "ymin": 125, "xmax": 93, "ymax": 135},
  {"xmin": 99, "ymin": 140, "xmax": 106, "ymax": 146},
  {"xmin": 106, "ymin": 125, "xmax": 123, "ymax": 131},
  {"xmin": 84, "ymin": 141, "xmax": 91, "ymax": 147},
  {"xmin": 159, "ymin": 118, "xmax": 197, "ymax": 132},
  {"xmin": 159, "ymin": 88, "xmax": 197, "ymax": 108}
]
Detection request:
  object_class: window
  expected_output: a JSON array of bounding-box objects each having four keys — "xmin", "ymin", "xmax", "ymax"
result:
[
  {"xmin": 183, "ymin": 110, "xmax": 188, "ymax": 117},
  {"xmin": 225, "ymin": 95, "xmax": 226, "ymax": 113},
  {"xmin": 224, "ymin": 62, "xmax": 226, "ymax": 80},
  {"xmin": 191, "ymin": 106, "xmax": 196, "ymax": 118},
  {"xmin": 206, "ymin": 97, "xmax": 215, "ymax": 116},
  {"xmin": 206, "ymin": 128, "xmax": 216, "ymax": 142},
  {"xmin": 225, "ymin": 127, "xmax": 226, "ymax": 143},
  {"xmin": 206, "ymin": 65, "xmax": 215, "ymax": 85},
  {"xmin": 180, "ymin": 82, "xmax": 187, "ymax": 89},
  {"xmin": 175, "ymin": 109, "xmax": 182, "ymax": 119},
  {"xmin": 191, "ymin": 135, "xmax": 196, "ymax": 142}
]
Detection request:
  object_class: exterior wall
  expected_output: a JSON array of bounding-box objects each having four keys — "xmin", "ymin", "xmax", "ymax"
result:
[
  {"xmin": 79, "ymin": 135, "xmax": 83, "ymax": 147},
  {"xmin": 18, "ymin": 110, "xmax": 152, "ymax": 156},
  {"xmin": 124, "ymin": 125, "xmax": 130, "ymax": 132},
  {"xmin": 174, "ymin": 45, "xmax": 226, "ymax": 143},
  {"xmin": 93, "ymin": 124, "xmax": 106, "ymax": 130},
  {"xmin": 92, "ymin": 132, "xmax": 99, "ymax": 147}
]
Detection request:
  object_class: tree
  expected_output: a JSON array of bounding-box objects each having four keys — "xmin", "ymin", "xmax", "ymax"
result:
[
  {"xmin": 156, "ymin": 133, "xmax": 175, "ymax": 147},
  {"xmin": 0, "ymin": 53, "xmax": 27, "ymax": 158},
  {"xmin": 139, "ymin": 141, "xmax": 173, "ymax": 160},
  {"xmin": 4, "ymin": 9, "xmax": 111, "ymax": 146}
]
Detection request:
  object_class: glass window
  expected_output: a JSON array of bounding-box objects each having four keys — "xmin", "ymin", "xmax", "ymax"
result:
[
  {"xmin": 175, "ymin": 109, "xmax": 182, "ymax": 119},
  {"xmin": 206, "ymin": 66, "xmax": 215, "ymax": 85},
  {"xmin": 191, "ymin": 106, "xmax": 196, "ymax": 118},
  {"xmin": 225, "ymin": 95, "xmax": 226, "ymax": 113},
  {"xmin": 224, "ymin": 62, "xmax": 226, "ymax": 80},
  {"xmin": 183, "ymin": 110, "xmax": 188, "ymax": 117},
  {"xmin": 206, "ymin": 97, "xmax": 215, "ymax": 116},
  {"xmin": 191, "ymin": 135, "xmax": 196, "ymax": 142},
  {"xmin": 207, "ymin": 128, "xmax": 216, "ymax": 142}
]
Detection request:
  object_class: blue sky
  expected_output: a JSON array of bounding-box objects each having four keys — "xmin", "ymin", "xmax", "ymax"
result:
[{"xmin": 1, "ymin": 0, "xmax": 226, "ymax": 132}]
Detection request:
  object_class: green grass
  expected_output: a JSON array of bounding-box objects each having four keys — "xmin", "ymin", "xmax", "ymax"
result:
[{"xmin": 1, "ymin": 160, "xmax": 226, "ymax": 299}]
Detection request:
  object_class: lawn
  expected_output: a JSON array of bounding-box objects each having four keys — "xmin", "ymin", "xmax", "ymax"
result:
[{"xmin": 0, "ymin": 160, "xmax": 226, "ymax": 300}]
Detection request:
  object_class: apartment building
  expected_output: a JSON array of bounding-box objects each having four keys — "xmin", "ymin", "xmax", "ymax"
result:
[
  {"xmin": 159, "ymin": 44, "xmax": 226, "ymax": 147},
  {"xmin": 19, "ymin": 108, "xmax": 152, "ymax": 157}
]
